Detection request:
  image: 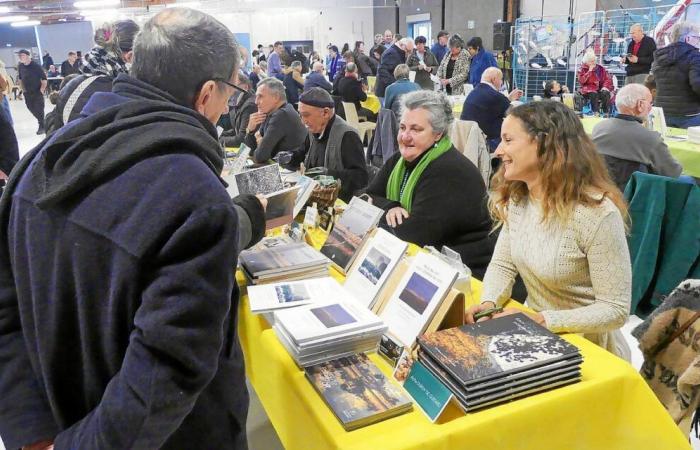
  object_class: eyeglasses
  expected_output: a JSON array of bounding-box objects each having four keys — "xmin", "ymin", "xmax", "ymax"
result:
[{"xmin": 212, "ymin": 78, "xmax": 249, "ymax": 94}]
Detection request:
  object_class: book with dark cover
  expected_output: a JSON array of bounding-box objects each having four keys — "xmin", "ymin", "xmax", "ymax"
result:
[
  {"xmin": 305, "ymin": 353, "xmax": 412, "ymax": 430},
  {"xmin": 240, "ymin": 242, "xmax": 329, "ymax": 277},
  {"xmin": 320, "ymin": 197, "xmax": 383, "ymax": 274},
  {"xmin": 418, "ymin": 313, "xmax": 580, "ymax": 387}
]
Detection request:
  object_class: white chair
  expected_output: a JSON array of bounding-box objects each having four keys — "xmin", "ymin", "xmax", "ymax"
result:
[{"xmin": 342, "ymin": 101, "xmax": 376, "ymax": 144}]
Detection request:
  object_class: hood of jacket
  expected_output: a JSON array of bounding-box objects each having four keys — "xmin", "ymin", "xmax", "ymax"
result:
[{"xmin": 654, "ymin": 42, "xmax": 698, "ymax": 69}]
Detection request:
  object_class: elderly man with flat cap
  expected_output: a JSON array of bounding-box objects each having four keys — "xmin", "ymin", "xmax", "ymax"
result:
[{"xmin": 297, "ymin": 87, "xmax": 368, "ymax": 201}]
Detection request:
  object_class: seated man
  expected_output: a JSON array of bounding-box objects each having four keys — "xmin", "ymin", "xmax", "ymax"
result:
[
  {"xmin": 384, "ymin": 64, "xmax": 420, "ymax": 117},
  {"xmin": 577, "ymin": 51, "xmax": 613, "ymax": 115},
  {"xmin": 283, "ymin": 60, "xmax": 304, "ymax": 106},
  {"xmin": 460, "ymin": 66, "xmax": 522, "ymax": 150},
  {"xmin": 297, "ymin": 88, "xmax": 368, "ymax": 201},
  {"xmin": 244, "ymin": 77, "xmax": 307, "ymax": 163},
  {"xmin": 304, "ymin": 61, "xmax": 333, "ymax": 92},
  {"xmin": 335, "ymin": 62, "xmax": 376, "ymax": 121},
  {"xmin": 219, "ymin": 73, "xmax": 257, "ymax": 148},
  {"xmin": 592, "ymin": 83, "xmax": 682, "ymax": 191}
]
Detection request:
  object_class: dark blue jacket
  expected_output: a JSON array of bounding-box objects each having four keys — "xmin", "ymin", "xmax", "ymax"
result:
[
  {"xmin": 431, "ymin": 42, "xmax": 448, "ymax": 66},
  {"xmin": 0, "ymin": 74, "xmax": 264, "ymax": 450},
  {"xmin": 652, "ymin": 42, "xmax": 700, "ymax": 117},
  {"xmin": 303, "ymin": 71, "xmax": 333, "ymax": 92},
  {"xmin": 284, "ymin": 71, "xmax": 304, "ymax": 104},
  {"xmin": 460, "ymin": 82, "xmax": 511, "ymax": 140},
  {"xmin": 375, "ymin": 44, "xmax": 406, "ymax": 97},
  {"xmin": 468, "ymin": 48, "xmax": 498, "ymax": 85}
]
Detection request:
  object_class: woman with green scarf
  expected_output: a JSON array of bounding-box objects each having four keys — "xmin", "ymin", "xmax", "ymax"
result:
[{"xmin": 365, "ymin": 90, "xmax": 495, "ymax": 279}]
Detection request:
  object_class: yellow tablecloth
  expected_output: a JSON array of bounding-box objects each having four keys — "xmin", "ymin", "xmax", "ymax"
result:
[
  {"xmin": 361, "ymin": 94, "xmax": 381, "ymax": 114},
  {"xmin": 582, "ymin": 116, "xmax": 700, "ymax": 178},
  {"xmin": 237, "ymin": 265, "xmax": 688, "ymax": 449}
]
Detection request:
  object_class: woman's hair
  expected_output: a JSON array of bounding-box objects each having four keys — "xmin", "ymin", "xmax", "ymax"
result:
[
  {"xmin": 343, "ymin": 51, "xmax": 354, "ymax": 61},
  {"xmin": 94, "ymin": 19, "xmax": 139, "ymax": 55},
  {"xmin": 543, "ymin": 80, "xmax": 559, "ymax": 98},
  {"xmin": 448, "ymin": 34, "xmax": 465, "ymax": 49},
  {"xmin": 414, "ymin": 35, "xmax": 427, "ymax": 45},
  {"xmin": 373, "ymin": 45, "xmax": 386, "ymax": 58},
  {"xmin": 341, "ymin": 43, "xmax": 350, "ymax": 54},
  {"xmin": 466, "ymin": 36, "xmax": 483, "ymax": 50},
  {"xmin": 582, "ymin": 50, "xmax": 596, "ymax": 65},
  {"xmin": 399, "ymin": 90, "xmax": 454, "ymax": 136},
  {"xmin": 353, "ymin": 41, "xmax": 363, "ymax": 51},
  {"xmin": 489, "ymin": 101, "xmax": 628, "ymax": 228},
  {"xmin": 393, "ymin": 63, "xmax": 409, "ymax": 79},
  {"xmin": 643, "ymin": 73, "xmax": 656, "ymax": 91}
]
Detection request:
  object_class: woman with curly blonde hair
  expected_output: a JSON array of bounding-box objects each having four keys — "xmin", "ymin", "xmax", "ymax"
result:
[{"xmin": 466, "ymin": 100, "xmax": 632, "ymax": 359}]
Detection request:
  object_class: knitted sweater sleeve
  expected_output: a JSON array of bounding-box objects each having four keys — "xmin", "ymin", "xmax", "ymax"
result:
[
  {"xmin": 481, "ymin": 222, "xmax": 518, "ymax": 306},
  {"xmin": 541, "ymin": 209, "xmax": 631, "ymax": 333}
]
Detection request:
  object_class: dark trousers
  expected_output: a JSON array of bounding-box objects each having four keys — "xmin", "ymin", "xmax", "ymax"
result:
[
  {"xmin": 584, "ymin": 90, "xmax": 611, "ymax": 114},
  {"xmin": 24, "ymin": 91, "xmax": 45, "ymax": 128}
]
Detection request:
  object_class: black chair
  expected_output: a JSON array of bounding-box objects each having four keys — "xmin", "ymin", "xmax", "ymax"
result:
[{"xmin": 602, "ymin": 154, "xmax": 649, "ymax": 192}]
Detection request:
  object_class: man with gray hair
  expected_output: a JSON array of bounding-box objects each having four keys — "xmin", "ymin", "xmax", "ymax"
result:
[
  {"xmin": 297, "ymin": 88, "xmax": 368, "ymax": 201},
  {"xmin": 0, "ymin": 8, "xmax": 266, "ymax": 450},
  {"xmin": 244, "ymin": 76, "xmax": 307, "ymax": 162},
  {"xmin": 336, "ymin": 62, "xmax": 376, "ymax": 120},
  {"xmin": 622, "ymin": 23, "xmax": 657, "ymax": 85},
  {"xmin": 592, "ymin": 83, "xmax": 682, "ymax": 190},
  {"xmin": 220, "ymin": 72, "xmax": 257, "ymax": 148},
  {"xmin": 304, "ymin": 61, "xmax": 333, "ymax": 92},
  {"xmin": 375, "ymin": 37, "xmax": 414, "ymax": 100},
  {"xmin": 283, "ymin": 60, "xmax": 304, "ymax": 105},
  {"xmin": 652, "ymin": 21, "xmax": 700, "ymax": 128},
  {"xmin": 384, "ymin": 63, "xmax": 421, "ymax": 116}
]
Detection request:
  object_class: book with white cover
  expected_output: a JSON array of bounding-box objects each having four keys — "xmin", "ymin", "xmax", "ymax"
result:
[
  {"xmin": 293, "ymin": 175, "xmax": 318, "ymax": 218},
  {"xmin": 343, "ymin": 229, "xmax": 408, "ymax": 309},
  {"xmin": 274, "ymin": 299, "xmax": 384, "ymax": 344},
  {"xmin": 226, "ymin": 164, "xmax": 284, "ymax": 197},
  {"xmin": 379, "ymin": 252, "xmax": 459, "ymax": 347},
  {"xmin": 247, "ymin": 277, "xmax": 341, "ymax": 313}
]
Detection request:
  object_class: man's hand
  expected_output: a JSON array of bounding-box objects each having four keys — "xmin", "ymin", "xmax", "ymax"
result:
[
  {"xmin": 385, "ymin": 206, "xmax": 409, "ymax": 227},
  {"xmin": 627, "ymin": 54, "xmax": 638, "ymax": 64},
  {"xmin": 254, "ymin": 131, "xmax": 262, "ymax": 145},
  {"xmin": 246, "ymin": 112, "xmax": 266, "ymax": 134},
  {"xmin": 255, "ymin": 194, "xmax": 268, "ymax": 211},
  {"xmin": 508, "ymin": 88, "xmax": 524, "ymax": 101}
]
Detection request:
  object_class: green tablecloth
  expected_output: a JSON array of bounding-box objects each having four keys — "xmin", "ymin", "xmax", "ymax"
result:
[{"xmin": 581, "ymin": 116, "xmax": 700, "ymax": 178}]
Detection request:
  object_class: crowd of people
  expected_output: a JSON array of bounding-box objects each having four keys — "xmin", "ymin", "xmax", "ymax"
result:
[{"xmin": 0, "ymin": 7, "xmax": 697, "ymax": 449}]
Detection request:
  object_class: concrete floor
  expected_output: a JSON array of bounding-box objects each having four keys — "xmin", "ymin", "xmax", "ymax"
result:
[{"xmin": 3, "ymin": 97, "xmax": 698, "ymax": 450}]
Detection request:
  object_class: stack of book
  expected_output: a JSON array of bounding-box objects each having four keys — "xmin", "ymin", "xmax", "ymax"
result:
[
  {"xmin": 305, "ymin": 353, "xmax": 413, "ymax": 430},
  {"xmin": 273, "ymin": 299, "xmax": 387, "ymax": 367},
  {"xmin": 239, "ymin": 241, "xmax": 330, "ymax": 285},
  {"xmin": 417, "ymin": 313, "xmax": 582, "ymax": 412}
]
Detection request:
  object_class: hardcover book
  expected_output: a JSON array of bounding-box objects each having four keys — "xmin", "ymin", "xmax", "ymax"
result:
[
  {"xmin": 247, "ymin": 277, "xmax": 341, "ymax": 314},
  {"xmin": 234, "ymin": 163, "xmax": 284, "ymax": 196},
  {"xmin": 264, "ymin": 185, "xmax": 300, "ymax": 229},
  {"xmin": 305, "ymin": 353, "xmax": 412, "ymax": 430},
  {"xmin": 320, "ymin": 197, "xmax": 383, "ymax": 274},
  {"xmin": 418, "ymin": 313, "xmax": 580, "ymax": 387},
  {"xmin": 239, "ymin": 242, "xmax": 329, "ymax": 278}
]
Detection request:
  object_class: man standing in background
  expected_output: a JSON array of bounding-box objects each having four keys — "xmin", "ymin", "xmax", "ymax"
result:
[
  {"xmin": 622, "ymin": 23, "xmax": 656, "ymax": 85},
  {"xmin": 17, "ymin": 49, "xmax": 46, "ymax": 135},
  {"xmin": 267, "ymin": 41, "xmax": 285, "ymax": 79},
  {"xmin": 431, "ymin": 30, "xmax": 449, "ymax": 64}
]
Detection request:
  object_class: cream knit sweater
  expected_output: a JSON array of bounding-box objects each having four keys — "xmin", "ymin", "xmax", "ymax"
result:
[{"xmin": 481, "ymin": 195, "xmax": 632, "ymax": 359}]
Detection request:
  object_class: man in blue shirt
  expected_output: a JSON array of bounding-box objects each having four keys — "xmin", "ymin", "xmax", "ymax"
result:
[
  {"xmin": 268, "ymin": 41, "xmax": 284, "ymax": 79},
  {"xmin": 431, "ymin": 30, "xmax": 449, "ymax": 64}
]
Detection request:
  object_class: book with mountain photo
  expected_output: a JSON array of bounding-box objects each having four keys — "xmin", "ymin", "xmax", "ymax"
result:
[
  {"xmin": 239, "ymin": 242, "xmax": 329, "ymax": 278},
  {"xmin": 305, "ymin": 353, "xmax": 413, "ymax": 430},
  {"xmin": 320, "ymin": 197, "xmax": 383, "ymax": 274},
  {"xmin": 247, "ymin": 277, "xmax": 341, "ymax": 313},
  {"xmin": 417, "ymin": 313, "xmax": 581, "ymax": 387}
]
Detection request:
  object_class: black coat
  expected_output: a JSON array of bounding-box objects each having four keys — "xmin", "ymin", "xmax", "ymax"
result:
[
  {"xmin": 375, "ymin": 44, "xmax": 406, "ymax": 97},
  {"xmin": 0, "ymin": 74, "xmax": 264, "ymax": 450},
  {"xmin": 460, "ymin": 83, "xmax": 511, "ymax": 140},
  {"xmin": 652, "ymin": 42, "xmax": 700, "ymax": 117},
  {"xmin": 366, "ymin": 147, "xmax": 495, "ymax": 278},
  {"xmin": 220, "ymin": 91, "xmax": 257, "ymax": 148},
  {"xmin": 625, "ymin": 35, "xmax": 656, "ymax": 76},
  {"xmin": 335, "ymin": 75, "xmax": 367, "ymax": 113}
]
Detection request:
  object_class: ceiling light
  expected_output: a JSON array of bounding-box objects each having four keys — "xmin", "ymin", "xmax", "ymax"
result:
[
  {"xmin": 167, "ymin": 2, "xmax": 202, "ymax": 8},
  {"xmin": 0, "ymin": 7, "xmax": 11, "ymax": 14},
  {"xmin": 11, "ymin": 20, "xmax": 40, "ymax": 27},
  {"xmin": 74, "ymin": 0, "xmax": 120, "ymax": 9},
  {"xmin": 0, "ymin": 15, "xmax": 29, "ymax": 23}
]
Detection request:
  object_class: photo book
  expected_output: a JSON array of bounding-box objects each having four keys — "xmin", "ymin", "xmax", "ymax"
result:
[
  {"xmin": 264, "ymin": 185, "xmax": 300, "ymax": 230},
  {"xmin": 247, "ymin": 277, "xmax": 341, "ymax": 314},
  {"xmin": 305, "ymin": 353, "xmax": 413, "ymax": 430},
  {"xmin": 320, "ymin": 196, "xmax": 383, "ymax": 274}
]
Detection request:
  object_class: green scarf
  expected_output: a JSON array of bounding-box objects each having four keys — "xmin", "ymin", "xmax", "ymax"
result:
[{"xmin": 386, "ymin": 136, "xmax": 452, "ymax": 213}]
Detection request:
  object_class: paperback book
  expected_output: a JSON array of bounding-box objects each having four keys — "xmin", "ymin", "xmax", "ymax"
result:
[
  {"xmin": 264, "ymin": 185, "xmax": 300, "ymax": 229},
  {"xmin": 247, "ymin": 277, "xmax": 340, "ymax": 313}
]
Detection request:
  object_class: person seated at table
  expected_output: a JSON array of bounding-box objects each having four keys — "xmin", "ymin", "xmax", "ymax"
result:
[
  {"xmin": 219, "ymin": 74, "xmax": 257, "ymax": 149},
  {"xmin": 304, "ymin": 61, "xmax": 333, "ymax": 93},
  {"xmin": 51, "ymin": 19, "xmax": 139, "ymax": 131},
  {"xmin": 384, "ymin": 64, "xmax": 420, "ymax": 117},
  {"xmin": 466, "ymin": 36, "xmax": 498, "ymax": 87},
  {"xmin": 366, "ymin": 90, "xmax": 495, "ymax": 279},
  {"xmin": 244, "ymin": 77, "xmax": 307, "ymax": 163},
  {"xmin": 651, "ymin": 21, "xmax": 700, "ymax": 129},
  {"xmin": 60, "ymin": 51, "xmax": 81, "ymax": 76},
  {"xmin": 592, "ymin": 84, "xmax": 682, "ymax": 191},
  {"xmin": 283, "ymin": 60, "xmax": 304, "ymax": 106},
  {"xmin": 437, "ymin": 34, "xmax": 470, "ymax": 95},
  {"xmin": 467, "ymin": 101, "xmax": 632, "ymax": 360},
  {"xmin": 46, "ymin": 64, "xmax": 61, "ymax": 92},
  {"xmin": 407, "ymin": 36, "xmax": 439, "ymax": 90},
  {"xmin": 297, "ymin": 88, "xmax": 368, "ymax": 201},
  {"xmin": 543, "ymin": 79, "xmax": 569, "ymax": 99},
  {"xmin": 460, "ymin": 67, "xmax": 523, "ymax": 151},
  {"xmin": 643, "ymin": 73, "xmax": 656, "ymax": 102},
  {"xmin": 249, "ymin": 62, "xmax": 267, "ymax": 91},
  {"xmin": 577, "ymin": 50, "xmax": 614, "ymax": 115},
  {"xmin": 335, "ymin": 63, "xmax": 376, "ymax": 121}
]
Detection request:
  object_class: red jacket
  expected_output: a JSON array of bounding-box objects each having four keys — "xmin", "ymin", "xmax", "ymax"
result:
[{"xmin": 577, "ymin": 64, "xmax": 614, "ymax": 94}]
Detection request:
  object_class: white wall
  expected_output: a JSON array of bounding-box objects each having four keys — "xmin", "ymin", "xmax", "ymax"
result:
[
  {"xmin": 37, "ymin": 22, "xmax": 95, "ymax": 69},
  {"xmin": 519, "ymin": 0, "xmax": 597, "ymax": 18}
]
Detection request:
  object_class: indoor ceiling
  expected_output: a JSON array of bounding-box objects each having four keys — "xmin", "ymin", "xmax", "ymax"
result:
[{"xmin": 0, "ymin": 0, "xmax": 175, "ymax": 24}]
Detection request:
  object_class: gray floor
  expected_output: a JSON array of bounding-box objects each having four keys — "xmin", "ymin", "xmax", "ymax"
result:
[{"xmin": 4, "ymin": 98, "xmax": 698, "ymax": 450}]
